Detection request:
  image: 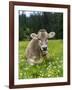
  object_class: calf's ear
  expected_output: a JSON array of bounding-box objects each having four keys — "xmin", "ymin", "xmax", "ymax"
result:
[
  {"xmin": 30, "ymin": 33, "xmax": 38, "ymax": 39},
  {"xmin": 48, "ymin": 32, "xmax": 55, "ymax": 38}
]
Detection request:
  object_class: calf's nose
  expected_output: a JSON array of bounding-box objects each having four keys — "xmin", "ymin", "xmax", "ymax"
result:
[{"xmin": 43, "ymin": 47, "xmax": 47, "ymax": 51}]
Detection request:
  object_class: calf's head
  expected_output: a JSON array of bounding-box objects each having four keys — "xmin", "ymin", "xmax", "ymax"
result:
[{"xmin": 31, "ymin": 29, "xmax": 55, "ymax": 54}]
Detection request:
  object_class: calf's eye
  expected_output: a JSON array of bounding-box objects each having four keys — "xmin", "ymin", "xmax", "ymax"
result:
[
  {"xmin": 38, "ymin": 38, "xmax": 41, "ymax": 40},
  {"xmin": 39, "ymin": 40, "xmax": 41, "ymax": 43},
  {"xmin": 38, "ymin": 38, "xmax": 41, "ymax": 41}
]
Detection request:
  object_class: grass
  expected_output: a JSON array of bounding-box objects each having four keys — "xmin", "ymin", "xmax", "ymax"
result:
[{"xmin": 19, "ymin": 40, "xmax": 63, "ymax": 79}]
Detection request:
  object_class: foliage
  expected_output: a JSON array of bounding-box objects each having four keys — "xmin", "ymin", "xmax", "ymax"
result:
[
  {"xmin": 19, "ymin": 40, "xmax": 63, "ymax": 79},
  {"xmin": 19, "ymin": 11, "xmax": 63, "ymax": 40}
]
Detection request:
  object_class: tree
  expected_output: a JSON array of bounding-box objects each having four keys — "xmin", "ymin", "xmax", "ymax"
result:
[{"xmin": 19, "ymin": 11, "xmax": 63, "ymax": 40}]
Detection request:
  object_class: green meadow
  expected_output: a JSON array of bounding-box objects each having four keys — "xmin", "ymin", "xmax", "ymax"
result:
[{"xmin": 19, "ymin": 40, "xmax": 63, "ymax": 79}]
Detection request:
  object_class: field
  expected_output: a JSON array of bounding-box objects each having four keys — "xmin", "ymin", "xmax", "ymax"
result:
[{"xmin": 19, "ymin": 40, "xmax": 63, "ymax": 79}]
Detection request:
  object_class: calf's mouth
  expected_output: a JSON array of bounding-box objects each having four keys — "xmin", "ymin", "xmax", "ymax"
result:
[{"xmin": 40, "ymin": 49, "xmax": 48, "ymax": 56}]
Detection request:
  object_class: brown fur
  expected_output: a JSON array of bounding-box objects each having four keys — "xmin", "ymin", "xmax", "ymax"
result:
[{"xmin": 26, "ymin": 29, "xmax": 55, "ymax": 65}]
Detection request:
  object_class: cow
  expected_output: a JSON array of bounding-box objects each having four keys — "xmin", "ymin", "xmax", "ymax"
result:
[{"xmin": 26, "ymin": 29, "xmax": 55, "ymax": 65}]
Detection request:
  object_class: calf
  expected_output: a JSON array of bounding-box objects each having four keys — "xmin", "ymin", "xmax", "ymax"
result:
[{"xmin": 26, "ymin": 29, "xmax": 55, "ymax": 65}]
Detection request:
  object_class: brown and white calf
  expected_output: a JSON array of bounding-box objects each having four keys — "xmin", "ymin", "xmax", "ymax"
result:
[{"xmin": 26, "ymin": 29, "xmax": 55, "ymax": 65}]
